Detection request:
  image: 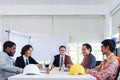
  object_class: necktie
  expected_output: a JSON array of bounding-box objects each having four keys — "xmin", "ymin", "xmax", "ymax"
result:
[
  {"xmin": 26, "ymin": 59, "xmax": 28, "ymax": 65},
  {"xmin": 61, "ymin": 57, "xmax": 63, "ymax": 66},
  {"xmin": 59, "ymin": 57, "xmax": 64, "ymax": 71}
]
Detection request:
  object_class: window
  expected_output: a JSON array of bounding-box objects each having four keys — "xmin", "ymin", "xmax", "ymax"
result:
[
  {"xmin": 69, "ymin": 43, "xmax": 103, "ymax": 64},
  {"xmin": 38, "ymin": 43, "xmax": 103, "ymax": 67}
]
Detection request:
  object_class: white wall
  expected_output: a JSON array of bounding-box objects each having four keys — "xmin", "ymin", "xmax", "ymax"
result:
[
  {"xmin": 112, "ymin": 10, "xmax": 120, "ymax": 35},
  {"xmin": 0, "ymin": 5, "xmax": 108, "ymax": 15},
  {"xmin": 0, "ymin": 16, "xmax": 2, "ymax": 51},
  {"xmin": 1, "ymin": 15, "xmax": 104, "ymax": 43},
  {"xmin": 109, "ymin": 0, "xmax": 120, "ymax": 36},
  {"xmin": 1, "ymin": 16, "xmax": 53, "ymax": 42},
  {"xmin": 0, "ymin": 4, "xmax": 109, "ymax": 43},
  {"xmin": 53, "ymin": 16, "xmax": 104, "ymax": 43},
  {"xmin": 109, "ymin": 0, "xmax": 120, "ymax": 13}
]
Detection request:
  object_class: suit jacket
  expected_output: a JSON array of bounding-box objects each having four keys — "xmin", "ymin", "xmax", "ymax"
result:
[
  {"xmin": 81, "ymin": 53, "xmax": 96, "ymax": 69},
  {"xmin": 53, "ymin": 54, "xmax": 73, "ymax": 67},
  {"xmin": 15, "ymin": 55, "xmax": 38, "ymax": 69},
  {"xmin": 0, "ymin": 51, "xmax": 23, "ymax": 80}
]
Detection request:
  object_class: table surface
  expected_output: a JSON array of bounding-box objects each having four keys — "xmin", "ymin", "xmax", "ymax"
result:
[{"xmin": 8, "ymin": 72, "xmax": 96, "ymax": 80}]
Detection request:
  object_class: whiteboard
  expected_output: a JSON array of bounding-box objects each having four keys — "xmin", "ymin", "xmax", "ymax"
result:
[
  {"xmin": 9, "ymin": 30, "xmax": 69, "ymax": 60},
  {"xmin": 30, "ymin": 34, "xmax": 69, "ymax": 60},
  {"xmin": 9, "ymin": 30, "xmax": 30, "ymax": 59}
]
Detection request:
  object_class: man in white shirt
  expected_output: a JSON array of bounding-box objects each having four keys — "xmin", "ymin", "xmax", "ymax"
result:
[{"xmin": 0, "ymin": 41, "xmax": 23, "ymax": 80}]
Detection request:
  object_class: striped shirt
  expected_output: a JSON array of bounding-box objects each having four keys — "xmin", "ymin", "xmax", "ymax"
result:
[{"xmin": 87, "ymin": 54, "xmax": 119, "ymax": 80}]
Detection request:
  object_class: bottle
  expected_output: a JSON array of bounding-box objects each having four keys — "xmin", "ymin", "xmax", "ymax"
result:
[
  {"xmin": 61, "ymin": 64, "xmax": 65, "ymax": 72},
  {"xmin": 46, "ymin": 67, "xmax": 50, "ymax": 74}
]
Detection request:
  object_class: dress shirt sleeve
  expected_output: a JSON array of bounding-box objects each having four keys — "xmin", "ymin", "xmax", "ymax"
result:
[
  {"xmin": 30, "ymin": 57, "xmax": 38, "ymax": 64},
  {"xmin": 87, "ymin": 59, "xmax": 119, "ymax": 80},
  {"xmin": 90, "ymin": 56, "xmax": 96, "ymax": 69},
  {"xmin": 0, "ymin": 52, "xmax": 23, "ymax": 74}
]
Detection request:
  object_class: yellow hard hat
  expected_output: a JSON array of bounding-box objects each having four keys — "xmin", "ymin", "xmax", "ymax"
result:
[{"xmin": 68, "ymin": 64, "xmax": 86, "ymax": 75}]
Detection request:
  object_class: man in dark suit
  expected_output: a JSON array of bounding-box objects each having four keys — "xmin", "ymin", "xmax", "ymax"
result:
[{"xmin": 52, "ymin": 45, "xmax": 73, "ymax": 68}]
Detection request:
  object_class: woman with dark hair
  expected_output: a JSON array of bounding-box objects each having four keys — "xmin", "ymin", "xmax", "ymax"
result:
[{"xmin": 15, "ymin": 44, "xmax": 41, "ymax": 69}]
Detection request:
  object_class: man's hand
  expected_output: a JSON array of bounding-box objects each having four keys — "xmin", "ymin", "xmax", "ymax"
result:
[{"xmin": 66, "ymin": 64, "xmax": 72, "ymax": 69}]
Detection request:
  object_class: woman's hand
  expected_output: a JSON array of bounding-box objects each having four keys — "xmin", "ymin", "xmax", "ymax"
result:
[{"xmin": 36, "ymin": 64, "xmax": 42, "ymax": 68}]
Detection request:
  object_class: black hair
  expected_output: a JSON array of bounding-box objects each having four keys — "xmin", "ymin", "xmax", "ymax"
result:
[
  {"xmin": 82, "ymin": 43, "xmax": 92, "ymax": 53},
  {"xmin": 3, "ymin": 41, "xmax": 16, "ymax": 52},
  {"xmin": 21, "ymin": 44, "xmax": 33, "ymax": 55},
  {"xmin": 101, "ymin": 39, "xmax": 116, "ymax": 52},
  {"xmin": 59, "ymin": 45, "xmax": 66, "ymax": 50}
]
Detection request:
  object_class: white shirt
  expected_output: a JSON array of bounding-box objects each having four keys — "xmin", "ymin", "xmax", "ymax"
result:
[
  {"xmin": 59, "ymin": 55, "xmax": 65, "ymax": 67},
  {"xmin": 23, "ymin": 55, "xmax": 29, "ymax": 65}
]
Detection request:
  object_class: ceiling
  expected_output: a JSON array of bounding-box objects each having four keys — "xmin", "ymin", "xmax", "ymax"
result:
[{"xmin": 0, "ymin": 0, "xmax": 110, "ymax": 5}]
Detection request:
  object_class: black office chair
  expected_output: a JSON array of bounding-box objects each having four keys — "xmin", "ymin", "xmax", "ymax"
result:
[{"xmin": 96, "ymin": 61, "xmax": 101, "ymax": 66}]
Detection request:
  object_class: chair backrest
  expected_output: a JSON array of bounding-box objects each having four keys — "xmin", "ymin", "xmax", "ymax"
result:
[{"xmin": 96, "ymin": 61, "xmax": 101, "ymax": 66}]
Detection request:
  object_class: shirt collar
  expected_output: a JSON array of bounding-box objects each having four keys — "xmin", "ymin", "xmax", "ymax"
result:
[
  {"xmin": 84, "ymin": 53, "xmax": 91, "ymax": 58},
  {"xmin": 23, "ymin": 55, "xmax": 29, "ymax": 59},
  {"xmin": 4, "ymin": 51, "xmax": 13, "ymax": 57},
  {"xmin": 106, "ymin": 53, "xmax": 114, "ymax": 61},
  {"xmin": 60, "ymin": 55, "xmax": 65, "ymax": 58}
]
